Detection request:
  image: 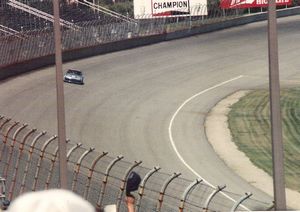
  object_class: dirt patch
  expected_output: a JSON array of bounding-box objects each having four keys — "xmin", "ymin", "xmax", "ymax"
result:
[{"xmin": 205, "ymin": 90, "xmax": 300, "ymax": 209}]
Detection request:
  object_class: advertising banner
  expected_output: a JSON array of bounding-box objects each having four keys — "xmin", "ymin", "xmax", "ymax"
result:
[
  {"xmin": 220, "ymin": 0, "xmax": 291, "ymax": 8},
  {"xmin": 134, "ymin": 0, "xmax": 207, "ymax": 19}
]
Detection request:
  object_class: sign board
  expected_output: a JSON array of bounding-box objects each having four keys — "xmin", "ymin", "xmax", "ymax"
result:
[
  {"xmin": 134, "ymin": 0, "xmax": 207, "ymax": 19},
  {"xmin": 220, "ymin": 0, "xmax": 291, "ymax": 8}
]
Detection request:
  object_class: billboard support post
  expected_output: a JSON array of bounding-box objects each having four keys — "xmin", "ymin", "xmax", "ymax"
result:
[
  {"xmin": 267, "ymin": 0, "xmax": 286, "ymax": 209},
  {"xmin": 53, "ymin": 0, "xmax": 68, "ymax": 189}
]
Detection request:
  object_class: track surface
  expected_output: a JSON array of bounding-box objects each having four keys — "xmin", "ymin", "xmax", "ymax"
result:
[{"xmin": 1, "ymin": 15, "xmax": 300, "ymax": 209}]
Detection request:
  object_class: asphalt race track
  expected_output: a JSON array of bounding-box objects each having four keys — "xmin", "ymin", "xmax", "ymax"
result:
[{"xmin": 1, "ymin": 15, "xmax": 300, "ymax": 209}]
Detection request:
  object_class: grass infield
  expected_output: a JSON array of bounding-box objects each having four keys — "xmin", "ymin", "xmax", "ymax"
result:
[{"xmin": 228, "ymin": 89, "xmax": 300, "ymax": 192}]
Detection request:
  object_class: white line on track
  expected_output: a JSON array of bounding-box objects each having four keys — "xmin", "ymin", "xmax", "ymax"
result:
[{"xmin": 168, "ymin": 75, "xmax": 250, "ymax": 210}]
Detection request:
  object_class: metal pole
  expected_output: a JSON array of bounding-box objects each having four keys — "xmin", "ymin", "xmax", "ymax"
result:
[
  {"xmin": 267, "ymin": 0, "xmax": 286, "ymax": 209},
  {"xmin": 53, "ymin": 0, "xmax": 68, "ymax": 189},
  {"xmin": 230, "ymin": 192, "xmax": 252, "ymax": 212},
  {"xmin": 204, "ymin": 185, "xmax": 226, "ymax": 211},
  {"xmin": 179, "ymin": 179, "xmax": 201, "ymax": 212}
]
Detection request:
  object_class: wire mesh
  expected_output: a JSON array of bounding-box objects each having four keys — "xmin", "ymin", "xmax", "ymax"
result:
[
  {"xmin": 1, "ymin": 1, "xmax": 298, "ymax": 210},
  {"xmin": 0, "ymin": 116, "xmax": 272, "ymax": 211},
  {"xmin": 1, "ymin": 0, "xmax": 297, "ymax": 68}
]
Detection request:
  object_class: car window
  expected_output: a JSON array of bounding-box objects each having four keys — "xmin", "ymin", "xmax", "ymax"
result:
[{"xmin": 67, "ymin": 70, "xmax": 82, "ymax": 75}]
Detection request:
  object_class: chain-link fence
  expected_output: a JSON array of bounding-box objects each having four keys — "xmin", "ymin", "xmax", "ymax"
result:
[
  {"xmin": 0, "ymin": 1, "xmax": 299, "ymax": 210},
  {"xmin": 0, "ymin": 116, "xmax": 273, "ymax": 211},
  {"xmin": 1, "ymin": 0, "xmax": 298, "ymax": 68}
]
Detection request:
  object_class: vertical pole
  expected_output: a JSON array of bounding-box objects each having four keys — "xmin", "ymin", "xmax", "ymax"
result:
[
  {"xmin": 53, "ymin": 0, "xmax": 68, "ymax": 189},
  {"xmin": 267, "ymin": 0, "xmax": 286, "ymax": 210},
  {"xmin": 230, "ymin": 192, "xmax": 252, "ymax": 212}
]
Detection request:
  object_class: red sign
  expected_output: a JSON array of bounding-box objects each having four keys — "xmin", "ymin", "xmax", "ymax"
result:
[{"xmin": 220, "ymin": 0, "xmax": 291, "ymax": 8}]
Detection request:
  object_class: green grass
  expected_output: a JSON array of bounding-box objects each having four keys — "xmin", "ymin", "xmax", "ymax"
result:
[{"xmin": 228, "ymin": 89, "xmax": 300, "ymax": 192}]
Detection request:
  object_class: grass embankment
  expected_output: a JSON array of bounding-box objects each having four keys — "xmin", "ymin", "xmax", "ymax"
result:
[{"xmin": 228, "ymin": 89, "xmax": 300, "ymax": 192}]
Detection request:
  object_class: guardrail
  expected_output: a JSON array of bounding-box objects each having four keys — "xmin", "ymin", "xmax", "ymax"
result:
[
  {"xmin": 0, "ymin": 116, "xmax": 272, "ymax": 211},
  {"xmin": 1, "ymin": 2, "xmax": 299, "ymax": 80}
]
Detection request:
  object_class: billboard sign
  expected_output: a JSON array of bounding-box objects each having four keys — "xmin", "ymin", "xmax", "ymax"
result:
[
  {"xmin": 134, "ymin": 0, "xmax": 207, "ymax": 19},
  {"xmin": 220, "ymin": 0, "xmax": 291, "ymax": 8}
]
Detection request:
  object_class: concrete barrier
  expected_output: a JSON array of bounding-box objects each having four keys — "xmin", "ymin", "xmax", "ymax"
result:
[
  {"xmin": 1, "ymin": 7, "xmax": 299, "ymax": 81},
  {"xmin": 165, "ymin": 7, "xmax": 300, "ymax": 40}
]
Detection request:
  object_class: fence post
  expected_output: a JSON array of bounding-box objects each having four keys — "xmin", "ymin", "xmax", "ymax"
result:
[
  {"xmin": 203, "ymin": 185, "xmax": 226, "ymax": 212},
  {"xmin": 230, "ymin": 192, "xmax": 252, "ymax": 212},
  {"xmin": 8, "ymin": 128, "xmax": 36, "ymax": 200},
  {"xmin": 83, "ymin": 151, "xmax": 108, "ymax": 200},
  {"xmin": 0, "ymin": 121, "xmax": 18, "ymax": 165},
  {"xmin": 0, "ymin": 118, "xmax": 11, "ymax": 132},
  {"xmin": 71, "ymin": 147, "xmax": 95, "ymax": 192},
  {"xmin": 97, "ymin": 155, "xmax": 124, "ymax": 208},
  {"xmin": 19, "ymin": 131, "xmax": 47, "ymax": 194},
  {"xmin": 32, "ymin": 135, "xmax": 57, "ymax": 191},
  {"xmin": 156, "ymin": 172, "xmax": 181, "ymax": 212},
  {"xmin": 136, "ymin": 166, "xmax": 160, "ymax": 212},
  {"xmin": 116, "ymin": 160, "xmax": 142, "ymax": 212},
  {"xmin": 3, "ymin": 124, "xmax": 27, "ymax": 180},
  {"xmin": 67, "ymin": 143, "xmax": 82, "ymax": 160},
  {"xmin": 45, "ymin": 146, "xmax": 59, "ymax": 189},
  {"xmin": 45, "ymin": 139, "xmax": 70, "ymax": 190},
  {"xmin": 265, "ymin": 201, "xmax": 275, "ymax": 211},
  {"xmin": 3, "ymin": 121, "xmax": 18, "ymax": 144},
  {"xmin": 179, "ymin": 179, "xmax": 202, "ymax": 212}
]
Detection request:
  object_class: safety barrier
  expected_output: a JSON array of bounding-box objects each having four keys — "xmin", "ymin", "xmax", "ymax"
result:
[
  {"xmin": 0, "ymin": 2, "xmax": 298, "ymax": 211},
  {"xmin": 1, "ymin": 3, "xmax": 299, "ymax": 80},
  {"xmin": 0, "ymin": 116, "xmax": 272, "ymax": 211},
  {"xmin": 0, "ymin": 2, "xmax": 243, "ymax": 67}
]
